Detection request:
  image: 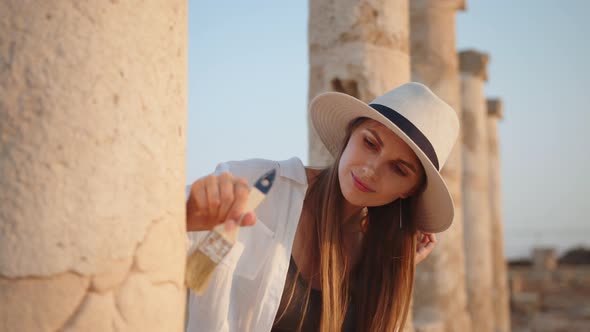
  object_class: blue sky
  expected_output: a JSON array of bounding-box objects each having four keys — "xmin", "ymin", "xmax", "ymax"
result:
[{"xmin": 187, "ymin": 1, "xmax": 590, "ymax": 256}]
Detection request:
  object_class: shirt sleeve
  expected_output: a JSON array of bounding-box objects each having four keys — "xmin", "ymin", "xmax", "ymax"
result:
[{"xmin": 185, "ymin": 161, "xmax": 246, "ymax": 332}]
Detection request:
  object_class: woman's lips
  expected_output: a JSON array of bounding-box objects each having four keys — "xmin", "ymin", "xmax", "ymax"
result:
[{"xmin": 351, "ymin": 172, "xmax": 375, "ymax": 192}]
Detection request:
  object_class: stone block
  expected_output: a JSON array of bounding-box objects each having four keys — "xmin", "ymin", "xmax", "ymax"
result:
[
  {"xmin": 533, "ymin": 248, "xmax": 557, "ymax": 272},
  {"xmin": 114, "ymin": 273, "xmax": 185, "ymax": 331},
  {"xmin": 511, "ymin": 292, "xmax": 539, "ymax": 317},
  {"xmin": 414, "ymin": 319, "xmax": 444, "ymax": 332},
  {"xmin": 134, "ymin": 219, "xmax": 186, "ymax": 287},
  {"xmin": 510, "ymin": 272, "xmax": 524, "ymax": 293},
  {"xmin": 62, "ymin": 292, "xmax": 124, "ymax": 332},
  {"xmin": 531, "ymin": 312, "xmax": 590, "ymax": 332},
  {"xmin": 0, "ymin": 273, "xmax": 89, "ymax": 332},
  {"xmin": 91, "ymin": 257, "xmax": 132, "ymax": 293}
]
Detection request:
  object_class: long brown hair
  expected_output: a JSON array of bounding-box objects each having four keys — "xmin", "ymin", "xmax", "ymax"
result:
[{"xmin": 277, "ymin": 118, "xmax": 421, "ymax": 331}]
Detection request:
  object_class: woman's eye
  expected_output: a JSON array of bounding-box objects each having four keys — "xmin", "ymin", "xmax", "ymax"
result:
[
  {"xmin": 364, "ymin": 137, "xmax": 377, "ymax": 149},
  {"xmin": 392, "ymin": 164, "xmax": 407, "ymax": 176}
]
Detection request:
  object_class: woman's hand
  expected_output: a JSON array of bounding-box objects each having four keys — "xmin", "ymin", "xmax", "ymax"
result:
[
  {"xmin": 415, "ymin": 232, "xmax": 437, "ymax": 265},
  {"xmin": 186, "ymin": 172, "xmax": 257, "ymax": 232}
]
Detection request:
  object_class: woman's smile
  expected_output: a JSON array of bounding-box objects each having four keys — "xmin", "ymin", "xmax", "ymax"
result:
[{"xmin": 351, "ymin": 172, "xmax": 375, "ymax": 192}]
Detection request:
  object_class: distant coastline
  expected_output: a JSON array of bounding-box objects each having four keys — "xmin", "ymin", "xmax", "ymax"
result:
[
  {"xmin": 508, "ymin": 246, "xmax": 590, "ymax": 265},
  {"xmin": 504, "ymin": 227, "xmax": 590, "ymax": 260}
]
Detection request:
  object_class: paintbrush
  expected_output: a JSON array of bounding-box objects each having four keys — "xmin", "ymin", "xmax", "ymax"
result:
[{"xmin": 185, "ymin": 168, "xmax": 277, "ymax": 295}]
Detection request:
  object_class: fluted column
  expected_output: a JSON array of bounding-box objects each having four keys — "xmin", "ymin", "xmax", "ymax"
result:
[
  {"xmin": 460, "ymin": 49, "xmax": 494, "ymax": 332},
  {"xmin": 0, "ymin": 1, "xmax": 187, "ymax": 331},
  {"xmin": 487, "ymin": 98, "xmax": 511, "ymax": 332},
  {"xmin": 410, "ymin": 1, "xmax": 471, "ymax": 331},
  {"xmin": 308, "ymin": 0, "xmax": 411, "ymax": 166}
]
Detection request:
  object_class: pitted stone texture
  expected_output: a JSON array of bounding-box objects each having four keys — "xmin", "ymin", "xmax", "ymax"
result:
[
  {"xmin": 0, "ymin": 0, "xmax": 187, "ymax": 278},
  {"xmin": 411, "ymin": 0, "xmax": 464, "ymax": 89},
  {"xmin": 309, "ymin": 0, "xmax": 409, "ymax": 53},
  {"xmin": 0, "ymin": 273, "xmax": 89, "ymax": 332},
  {"xmin": 134, "ymin": 219, "xmax": 186, "ymax": 287},
  {"xmin": 114, "ymin": 273, "xmax": 185, "ymax": 331},
  {"xmin": 488, "ymin": 98, "xmax": 511, "ymax": 332},
  {"xmin": 461, "ymin": 63, "xmax": 494, "ymax": 332},
  {"xmin": 0, "ymin": 1, "xmax": 186, "ymax": 331},
  {"xmin": 410, "ymin": 1, "xmax": 471, "ymax": 331},
  {"xmin": 91, "ymin": 257, "xmax": 133, "ymax": 293},
  {"xmin": 308, "ymin": 0, "xmax": 410, "ymax": 166}
]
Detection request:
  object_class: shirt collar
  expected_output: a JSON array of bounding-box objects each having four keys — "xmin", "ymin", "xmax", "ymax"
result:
[{"xmin": 278, "ymin": 157, "xmax": 308, "ymax": 185}]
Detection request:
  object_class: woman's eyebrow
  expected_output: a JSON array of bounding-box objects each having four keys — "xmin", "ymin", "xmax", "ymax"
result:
[{"xmin": 367, "ymin": 128, "xmax": 418, "ymax": 174}]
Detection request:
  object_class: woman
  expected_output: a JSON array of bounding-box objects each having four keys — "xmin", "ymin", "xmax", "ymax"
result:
[{"xmin": 186, "ymin": 82, "xmax": 459, "ymax": 332}]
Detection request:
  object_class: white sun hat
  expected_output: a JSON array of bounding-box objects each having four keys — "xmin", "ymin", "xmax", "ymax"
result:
[{"xmin": 310, "ymin": 82, "xmax": 460, "ymax": 233}]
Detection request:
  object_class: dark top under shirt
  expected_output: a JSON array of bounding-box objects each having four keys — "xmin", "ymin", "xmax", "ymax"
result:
[{"xmin": 271, "ymin": 256, "xmax": 357, "ymax": 332}]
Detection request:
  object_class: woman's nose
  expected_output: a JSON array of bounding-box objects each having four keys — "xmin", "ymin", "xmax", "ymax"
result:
[{"xmin": 358, "ymin": 164, "xmax": 376, "ymax": 180}]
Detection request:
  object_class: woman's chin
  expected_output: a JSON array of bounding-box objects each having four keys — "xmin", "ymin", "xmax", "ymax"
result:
[{"xmin": 341, "ymin": 187, "xmax": 368, "ymax": 207}]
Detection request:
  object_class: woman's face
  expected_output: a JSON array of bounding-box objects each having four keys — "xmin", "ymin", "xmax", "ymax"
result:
[{"xmin": 338, "ymin": 119, "xmax": 425, "ymax": 207}]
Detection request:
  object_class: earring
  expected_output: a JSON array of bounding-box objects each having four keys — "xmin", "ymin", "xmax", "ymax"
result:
[{"xmin": 399, "ymin": 198, "xmax": 403, "ymax": 229}]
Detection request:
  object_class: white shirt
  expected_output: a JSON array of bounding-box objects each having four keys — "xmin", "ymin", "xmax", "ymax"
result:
[{"xmin": 186, "ymin": 157, "xmax": 309, "ymax": 332}]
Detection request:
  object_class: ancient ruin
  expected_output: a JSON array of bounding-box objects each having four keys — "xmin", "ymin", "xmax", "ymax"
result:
[
  {"xmin": 410, "ymin": 1, "xmax": 471, "ymax": 330},
  {"xmin": 0, "ymin": 2, "xmax": 187, "ymax": 330}
]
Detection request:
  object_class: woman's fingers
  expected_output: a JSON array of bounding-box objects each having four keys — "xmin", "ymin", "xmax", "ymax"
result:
[
  {"xmin": 240, "ymin": 211, "xmax": 257, "ymax": 227},
  {"xmin": 417, "ymin": 231, "xmax": 436, "ymax": 244},
  {"xmin": 226, "ymin": 178, "xmax": 251, "ymax": 224},
  {"xmin": 193, "ymin": 180, "xmax": 208, "ymax": 217},
  {"xmin": 204, "ymin": 175, "xmax": 220, "ymax": 220},
  {"xmin": 187, "ymin": 180, "xmax": 212, "ymax": 231},
  {"xmin": 415, "ymin": 232, "xmax": 437, "ymax": 265},
  {"xmin": 217, "ymin": 173, "xmax": 235, "ymax": 222},
  {"xmin": 428, "ymin": 233, "xmax": 437, "ymax": 244},
  {"xmin": 186, "ymin": 173, "xmax": 258, "ymax": 232}
]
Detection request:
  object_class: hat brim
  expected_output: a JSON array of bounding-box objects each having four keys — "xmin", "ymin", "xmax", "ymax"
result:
[{"xmin": 310, "ymin": 92, "xmax": 455, "ymax": 233}]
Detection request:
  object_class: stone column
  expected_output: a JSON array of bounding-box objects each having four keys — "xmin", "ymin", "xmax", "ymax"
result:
[
  {"xmin": 487, "ymin": 98, "xmax": 511, "ymax": 332},
  {"xmin": 0, "ymin": 2, "xmax": 187, "ymax": 331},
  {"xmin": 308, "ymin": 0, "xmax": 411, "ymax": 166},
  {"xmin": 410, "ymin": 1, "xmax": 471, "ymax": 331},
  {"xmin": 460, "ymin": 49, "xmax": 494, "ymax": 332}
]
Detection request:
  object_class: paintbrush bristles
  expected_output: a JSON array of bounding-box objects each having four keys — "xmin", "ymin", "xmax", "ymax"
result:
[
  {"xmin": 185, "ymin": 222, "xmax": 237, "ymax": 294},
  {"xmin": 185, "ymin": 249, "xmax": 217, "ymax": 295}
]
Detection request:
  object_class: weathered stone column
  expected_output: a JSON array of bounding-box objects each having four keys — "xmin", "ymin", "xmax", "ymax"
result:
[
  {"xmin": 308, "ymin": 0, "xmax": 411, "ymax": 166},
  {"xmin": 487, "ymin": 98, "xmax": 511, "ymax": 332},
  {"xmin": 460, "ymin": 49, "xmax": 494, "ymax": 332},
  {"xmin": 0, "ymin": 2, "xmax": 187, "ymax": 331},
  {"xmin": 410, "ymin": 1, "xmax": 471, "ymax": 331}
]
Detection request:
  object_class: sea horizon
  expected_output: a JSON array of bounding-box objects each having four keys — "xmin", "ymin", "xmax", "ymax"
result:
[{"xmin": 504, "ymin": 226, "xmax": 590, "ymax": 260}]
